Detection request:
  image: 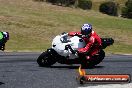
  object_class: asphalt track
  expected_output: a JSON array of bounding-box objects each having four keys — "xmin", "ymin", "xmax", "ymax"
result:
[{"xmin": 0, "ymin": 52, "xmax": 132, "ymax": 88}]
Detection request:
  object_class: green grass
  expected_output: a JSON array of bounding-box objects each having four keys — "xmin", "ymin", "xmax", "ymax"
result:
[{"xmin": 0, "ymin": 0, "xmax": 132, "ymax": 54}]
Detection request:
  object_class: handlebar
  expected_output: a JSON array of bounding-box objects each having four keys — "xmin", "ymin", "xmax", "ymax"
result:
[{"xmin": 65, "ymin": 45, "xmax": 76, "ymax": 54}]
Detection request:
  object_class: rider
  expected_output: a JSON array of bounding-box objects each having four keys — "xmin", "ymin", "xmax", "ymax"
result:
[
  {"xmin": 68, "ymin": 23, "xmax": 102, "ymax": 60},
  {"xmin": 0, "ymin": 32, "xmax": 9, "ymax": 41}
]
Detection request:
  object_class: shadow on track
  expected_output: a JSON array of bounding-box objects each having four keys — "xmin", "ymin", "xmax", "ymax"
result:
[
  {"xmin": 45, "ymin": 65, "xmax": 104, "ymax": 69},
  {"xmin": 0, "ymin": 82, "xmax": 4, "ymax": 85},
  {"xmin": 50, "ymin": 65, "xmax": 79, "ymax": 69},
  {"xmin": 88, "ymin": 66, "xmax": 104, "ymax": 69}
]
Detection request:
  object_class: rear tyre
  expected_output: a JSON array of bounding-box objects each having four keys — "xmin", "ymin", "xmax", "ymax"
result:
[
  {"xmin": 81, "ymin": 50, "xmax": 105, "ymax": 68},
  {"xmin": 91, "ymin": 50, "xmax": 105, "ymax": 65},
  {"xmin": 37, "ymin": 52, "xmax": 56, "ymax": 67}
]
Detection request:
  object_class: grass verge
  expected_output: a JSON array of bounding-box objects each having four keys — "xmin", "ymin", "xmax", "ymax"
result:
[{"xmin": 0, "ymin": 0, "xmax": 131, "ymax": 54}]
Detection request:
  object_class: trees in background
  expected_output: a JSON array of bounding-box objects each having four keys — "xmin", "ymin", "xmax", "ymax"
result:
[
  {"xmin": 77, "ymin": 0, "xmax": 92, "ymax": 10},
  {"xmin": 34, "ymin": 0, "xmax": 132, "ymax": 19},
  {"xmin": 121, "ymin": 0, "xmax": 132, "ymax": 18},
  {"xmin": 99, "ymin": 1, "xmax": 118, "ymax": 16},
  {"xmin": 34, "ymin": 0, "xmax": 92, "ymax": 10}
]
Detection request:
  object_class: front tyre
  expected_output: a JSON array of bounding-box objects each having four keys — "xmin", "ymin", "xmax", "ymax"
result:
[{"xmin": 37, "ymin": 52, "xmax": 56, "ymax": 67}]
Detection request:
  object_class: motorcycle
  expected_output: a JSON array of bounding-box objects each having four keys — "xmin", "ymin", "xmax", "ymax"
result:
[
  {"xmin": 0, "ymin": 32, "xmax": 9, "ymax": 51},
  {"xmin": 37, "ymin": 32, "xmax": 114, "ymax": 67}
]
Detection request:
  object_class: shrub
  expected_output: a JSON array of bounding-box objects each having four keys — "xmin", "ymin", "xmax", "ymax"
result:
[
  {"xmin": 121, "ymin": 0, "xmax": 132, "ymax": 18},
  {"xmin": 46, "ymin": 0, "xmax": 76, "ymax": 6},
  {"xmin": 99, "ymin": 1, "xmax": 118, "ymax": 16},
  {"xmin": 33, "ymin": 0, "xmax": 45, "ymax": 1},
  {"xmin": 46, "ymin": 0, "xmax": 57, "ymax": 4},
  {"xmin": 78, "ymin": 0, "xmax": 92, "ymax": 10}
]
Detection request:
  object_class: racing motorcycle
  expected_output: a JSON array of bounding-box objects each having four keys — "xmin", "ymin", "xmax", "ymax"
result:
[
  {"xmin": 37, "ymin": 32, "xmax": 114, "ymax": 67},
  {"xmin": 0, "ymin": 32, "xmax": 9, "ymax": 51}
]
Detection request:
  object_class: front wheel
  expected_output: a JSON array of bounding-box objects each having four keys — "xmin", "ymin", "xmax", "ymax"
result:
[{"xmin": 37, "ymin": 52, "xmax": 56, "ymax": 67}]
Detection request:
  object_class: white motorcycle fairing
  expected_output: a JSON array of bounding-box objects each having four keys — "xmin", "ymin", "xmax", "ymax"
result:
[{"xmin": 52, "ymin": 33, "xmax": 86, "ymax": 59}]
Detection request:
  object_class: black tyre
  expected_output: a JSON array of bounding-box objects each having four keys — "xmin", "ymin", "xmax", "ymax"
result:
[
  {"xmin": 91, "ymin": 50, "xmax": 105, "ymax": 65},
  {"xmin": 37, "ymin": 52, "xmax": 56, "ymax": 67},
  {"xmin": 81, "ymin": 50, "xmax": 105, "ymax": 68}
]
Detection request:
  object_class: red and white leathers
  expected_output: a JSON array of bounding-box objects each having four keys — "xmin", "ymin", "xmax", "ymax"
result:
[{"xmin": 68, "ymin": 31, "xmax": 102, "ymax": 59}]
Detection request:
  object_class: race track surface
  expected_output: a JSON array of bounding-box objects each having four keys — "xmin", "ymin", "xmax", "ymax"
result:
[{"xmin": 0, "ymin": 52, "xmax": 132, "ymax": 88}]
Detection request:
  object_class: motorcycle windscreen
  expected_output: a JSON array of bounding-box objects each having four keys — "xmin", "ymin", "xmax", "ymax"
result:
[{"xmin": 70, "ymin": 36, "xmax": 86, "ymax": 50}]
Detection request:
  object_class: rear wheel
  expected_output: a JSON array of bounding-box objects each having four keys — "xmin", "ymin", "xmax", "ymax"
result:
[
  {"xmin": 91, "ymin": 50, "xmax": 105, "ymax": 65},
  {"xmin": 81, "ymin": 50, "xmax": 105, "ymax": 68},
  {"xmin": 37, "ymin": 52, "xmax": 56, "ymax": 67}
]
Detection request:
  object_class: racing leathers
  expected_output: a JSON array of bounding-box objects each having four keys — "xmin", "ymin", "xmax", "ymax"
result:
[{"xmin": 68, "ymin": 31, "xmax": 102, "ymax": 60}]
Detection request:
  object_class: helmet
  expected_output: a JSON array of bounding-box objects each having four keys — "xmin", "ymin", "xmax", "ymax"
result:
[
  {"xmin": 81, "ymin": 24, "xmax": 92, "ymax": 36},
  {"xmin": 3, "ymin": 32, "xmax": 9, "ymax": 40}
]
